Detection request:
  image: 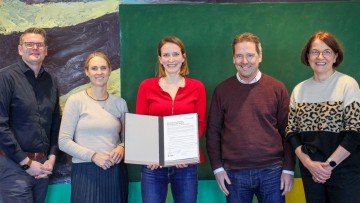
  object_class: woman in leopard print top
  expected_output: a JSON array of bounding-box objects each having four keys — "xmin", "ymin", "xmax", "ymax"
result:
[{"xmin": 286, "ymin": 31, "xmax": 360, "ymax": 203}]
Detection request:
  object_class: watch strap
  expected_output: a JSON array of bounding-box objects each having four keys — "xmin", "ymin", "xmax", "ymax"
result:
[
  {"xmin": 326, "ymin": 158, "xmax": 337, "ymax": 168},
  {"xmin": 21, "ymin": 158, "xmax": 32, "ymax": 170}
]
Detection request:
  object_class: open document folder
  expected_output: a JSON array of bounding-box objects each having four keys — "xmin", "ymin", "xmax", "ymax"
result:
[{"xmin": 124, "ymin": 113, "xmax": 199, "ymax": 167}]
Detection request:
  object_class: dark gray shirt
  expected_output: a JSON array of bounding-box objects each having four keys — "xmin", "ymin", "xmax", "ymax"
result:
[{"xmin": 0, "ymin": 59, "xmax": 60, "ymax": 163}]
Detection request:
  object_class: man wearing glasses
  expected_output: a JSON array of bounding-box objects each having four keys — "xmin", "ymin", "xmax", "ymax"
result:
[
  {"xmin": 206, "ymin": 33, "xmax": 295, "ymax": 203},
  {"xmin": 0, "ymin": 27, "xmax": 60, "ymax": 203}
]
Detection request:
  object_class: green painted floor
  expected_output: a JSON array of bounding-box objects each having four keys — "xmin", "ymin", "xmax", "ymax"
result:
[{"xmin": 45, "ymin": 180, "xmax": 257, "ymax": 203}]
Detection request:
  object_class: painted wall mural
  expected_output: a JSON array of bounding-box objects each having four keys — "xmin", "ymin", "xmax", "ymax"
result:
[{"xmin": 0, "ymin": 0, "xmax": 123, "ymax": 184}]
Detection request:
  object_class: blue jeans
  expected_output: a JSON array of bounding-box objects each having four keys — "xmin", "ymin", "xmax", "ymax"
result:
[
  {"xmin": 225, "ymin": 164, "xmax": 284, "ymax": 203},
  {"xmin": 141, "ymin": 165, "xmax": 198, "ymax": 203}
]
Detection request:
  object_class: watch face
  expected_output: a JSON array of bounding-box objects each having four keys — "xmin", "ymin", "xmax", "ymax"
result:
[
  {"xmin": 329, "ymin": 161, "xmax": 337, "ymax": 168},
  {"xmin": 21, "ymin": 164, "xmax": 30, "ymax": 170}
]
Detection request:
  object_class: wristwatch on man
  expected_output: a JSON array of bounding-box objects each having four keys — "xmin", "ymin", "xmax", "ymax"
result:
[
  {"xmin": 326, "ymin": 158, "xmax": 337, "ymax": 168},
  {"xmin": 21, "ymin": 158, "xmax": 32, "ymax": 170}
]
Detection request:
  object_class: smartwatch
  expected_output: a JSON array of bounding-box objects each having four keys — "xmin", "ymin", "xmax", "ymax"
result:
[
  {"xmin": 326, "ymin": 158, "xmax": 337, "ymax": 168},
  {"xmin": 21, "ymin": 159, "xmax": 32, "ymax": 170}
]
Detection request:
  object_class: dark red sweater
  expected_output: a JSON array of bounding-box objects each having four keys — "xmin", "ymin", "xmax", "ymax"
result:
[{"xmin": 206, "ymin": 74, "xmax": 295, "ymax": 171}]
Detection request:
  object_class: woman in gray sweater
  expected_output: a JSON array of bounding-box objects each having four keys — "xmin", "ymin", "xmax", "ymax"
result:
[{"xmin": 59, "ymin": 51, "xmax": 128, "ymax": 203}]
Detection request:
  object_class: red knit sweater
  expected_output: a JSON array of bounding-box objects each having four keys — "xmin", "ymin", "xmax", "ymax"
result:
[
  {"xmin": 136, "ymin": 77, "xmax": 207, "ymax": 163},
  {"xmin": 206, "ymin": 74, "xmax": 295, "ymax": 171}
]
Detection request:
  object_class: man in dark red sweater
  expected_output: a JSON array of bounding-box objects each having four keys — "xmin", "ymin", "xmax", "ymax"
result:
[{"xmin": 206, "ymin": 33, "xmax": 295, "ymax": 203}]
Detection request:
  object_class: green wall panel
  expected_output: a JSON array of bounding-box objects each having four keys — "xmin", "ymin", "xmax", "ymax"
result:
[{"xmin": 119, "ymin": 3, "xmax": 360, "ymax": 181}]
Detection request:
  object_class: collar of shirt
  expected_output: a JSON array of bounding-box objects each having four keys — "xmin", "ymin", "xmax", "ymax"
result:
[
  {"xmin": 21, "ymin": 60, "xmax": 45, "ymax": 78},
  {"xmin": 236, "ymin": 71, "xmax": 262, "ymax": 84}
]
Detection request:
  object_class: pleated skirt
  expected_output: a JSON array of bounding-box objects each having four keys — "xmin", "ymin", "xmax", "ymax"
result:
[{"xmin": 71, "ymin": 162, "xmax": 128, "ymax": 203}]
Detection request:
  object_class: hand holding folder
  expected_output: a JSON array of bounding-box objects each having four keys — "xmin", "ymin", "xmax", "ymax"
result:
[{"xmin": 124, "ymin": 113, "xmax": 200, "ymax": 167}]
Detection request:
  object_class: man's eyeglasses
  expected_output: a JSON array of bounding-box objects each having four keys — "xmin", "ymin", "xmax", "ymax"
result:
[
  {"xmin": 234, "ymin": 53, "xmax": 256, "ymax": 61},
  {"xmin": 309, "ymin": 49, "xmax": 333, "ymax": 58},
  {"xmin": 21, "ymin": 42, "xmax": 46, "ymax": 49}
]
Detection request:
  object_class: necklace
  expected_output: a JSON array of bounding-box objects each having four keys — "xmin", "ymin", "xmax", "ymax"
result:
[{"xmin": 85, "ymin": 89, "xmax": 109, "ymax": 101}]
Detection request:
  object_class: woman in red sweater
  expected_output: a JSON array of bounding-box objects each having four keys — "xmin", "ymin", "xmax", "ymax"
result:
[{"xmin": 136, "ymin": 36, "xmax": 206, "ymax": 203}]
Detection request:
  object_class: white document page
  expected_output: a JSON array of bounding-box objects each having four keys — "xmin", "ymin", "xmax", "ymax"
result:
[{"xmin": 163, "ymin": 113, "xmax": 199, "ymax": 164}]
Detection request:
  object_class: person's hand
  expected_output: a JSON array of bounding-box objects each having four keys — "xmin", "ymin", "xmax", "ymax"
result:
[
  {"xmin": 175, "ymin": 164, "xmax": 188, "ymax": 168},
  {"xmin": 25, "ymin": 160, "xmax": 43, "ymax": 177},
  {"xmin": 312, "ymin": 162, "xmax": 334, "ymax": 183},
  {"xmin": 323, "ymin": 164, "xmax": 334, "ymax": 172},
  {"xmin": 215, "ymin": 170, "xmax": 231, "ymax": 196},
  {"xmin": 36, "ymin": 155, "xmax": 56, "ymax": 179},
  {"xmin": 92, "ymin": 153, "xmax": 114, "ymax": 170},
  {"xmin": 147, "ymin": 163, "xmax": 160, "ymax": 170},
  {"xmin": 304, "ymin": 160, "xmax": 331, "ymax": 183},
  {"xmin": 280, "ymin": 173, "xmax": 294, "ymax": 195},
  {"xmin": 109, "ymin": 145, "xmax": 124, "ymax": 164}
]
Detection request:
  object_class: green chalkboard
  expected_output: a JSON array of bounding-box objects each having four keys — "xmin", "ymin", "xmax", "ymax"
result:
[{"xmin": 119, "ymin": 3, "xmax": 360, "ymax": 181}]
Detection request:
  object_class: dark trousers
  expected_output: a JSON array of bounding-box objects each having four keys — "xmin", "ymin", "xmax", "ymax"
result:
[
  {"xmin": 0, "ymin": 156, "xmax": 49, "ymax": 203},
  {"xmin": 300, "ymin": 153, "xmax": 360, "ymax": 203}
]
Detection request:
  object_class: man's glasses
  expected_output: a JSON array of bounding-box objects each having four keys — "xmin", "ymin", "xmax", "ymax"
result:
[
  {"xmin": 21, "ymin": 42, "xmax": 46, "ymax": 49},
  {"xmin": 309, "ymin": 49, "xmax": 333, "ymax": 58}
]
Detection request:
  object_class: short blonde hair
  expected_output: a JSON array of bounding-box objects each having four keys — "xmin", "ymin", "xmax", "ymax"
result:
[
  {"xmin": 19, "ymin": 27, "xmax": 47, "ymax": 45},
  {"xmin": 232, "ymin": 32, "xmax": 262, "ymax": 55},
  {"xmin": 84, "ymin": 51, "xmax": 112, "ymax": 71}
]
